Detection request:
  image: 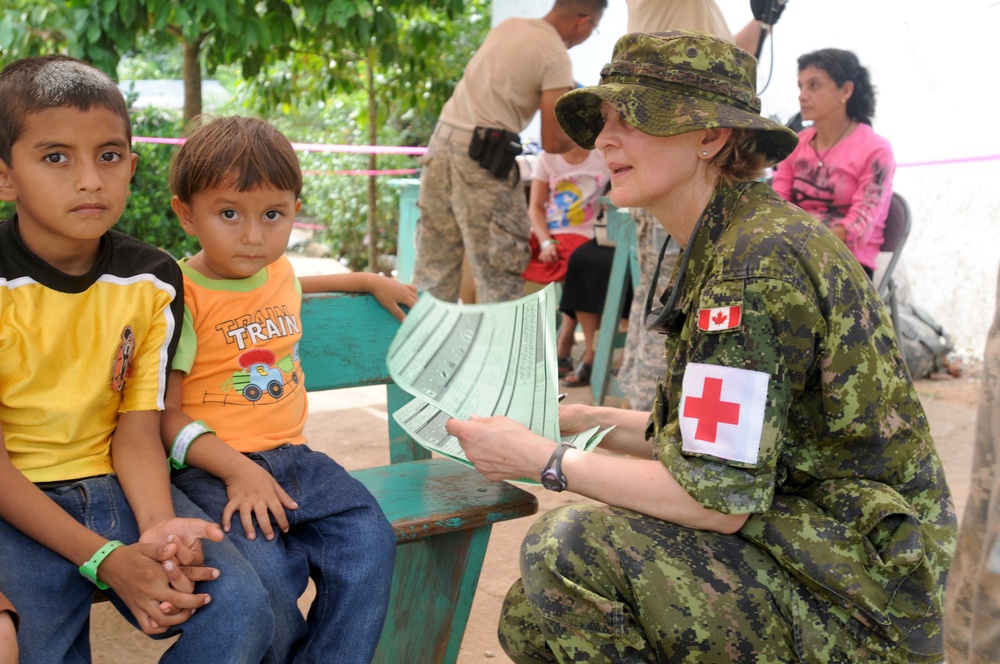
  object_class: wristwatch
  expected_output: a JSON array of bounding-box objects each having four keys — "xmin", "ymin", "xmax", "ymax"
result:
[{"xmin": 540, "ymin": 443, "xmax": 572, "ymax": 492}]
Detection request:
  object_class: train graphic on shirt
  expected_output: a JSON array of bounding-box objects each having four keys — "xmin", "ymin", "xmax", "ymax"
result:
[{"xmin": 203, "ymin": 347, "xmax": 301, "ymax": 406}]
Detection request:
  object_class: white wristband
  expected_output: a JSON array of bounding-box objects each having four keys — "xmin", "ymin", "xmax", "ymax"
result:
[
  {"xmin": 541, "ymin": 239, "xmax": 554, "ymax": 250},
  {"xmin": 169, "ymin": 420, "xmax": 214, "ymax": 469}
]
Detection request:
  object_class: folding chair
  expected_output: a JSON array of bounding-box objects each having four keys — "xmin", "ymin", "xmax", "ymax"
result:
[{"xmin": 874, "ymin": 192, "xmax": 912, "ymax": 346}]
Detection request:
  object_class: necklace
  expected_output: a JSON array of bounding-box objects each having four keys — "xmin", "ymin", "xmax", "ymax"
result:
[{"xmin": 810, "ymin": 121, "xmax": 854, "ymax": 168}]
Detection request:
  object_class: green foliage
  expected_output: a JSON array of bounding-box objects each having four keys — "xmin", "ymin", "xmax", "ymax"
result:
[
  {"xmin": 0, "ymin": 0, "xmax": 492, "ymax": 270},
  {"xmin": 117, "ymin": 101, "xmax": 200, "ymax": 257},
  {"xmin": 245, "ymin": 0, "xmax": 488, "ymax": 122},
  {"xmin": 118, "ymin": 33, "xmax": 183, "ymax": 79},
  {"xmin": 271, "ymin": 106, "xmax": 419, "ymax": 272},
  {"xmin": 1, "ymin": 0, "xmax": 302, "ymax": 119},
  {"xmin": 0, "ymin": 0, "xmax": 122, "ymax": 74}
]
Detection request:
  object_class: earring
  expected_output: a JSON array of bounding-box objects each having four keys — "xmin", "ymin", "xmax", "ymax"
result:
[{"xmin": 701, "ymin": 151, "xmax": 709, "ymax": 156}]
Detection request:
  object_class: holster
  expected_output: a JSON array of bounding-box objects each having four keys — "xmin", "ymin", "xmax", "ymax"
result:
[{"xmin": 469, "ymin": 126, "xmax": 522, "ymax": 181}]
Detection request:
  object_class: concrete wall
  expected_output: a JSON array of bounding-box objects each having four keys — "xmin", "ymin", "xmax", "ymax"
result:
[{"xmin": 494, "ymin": 0, "xmax": 999, "ymax": 356}]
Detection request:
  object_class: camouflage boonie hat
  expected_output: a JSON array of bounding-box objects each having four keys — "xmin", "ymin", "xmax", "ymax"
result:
[{"xmin": 556, "ymin": 30, "xmax": 798, "ymax": 164}]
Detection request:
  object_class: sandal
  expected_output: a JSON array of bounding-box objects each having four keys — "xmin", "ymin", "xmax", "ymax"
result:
[
  {"xmin": 557, "ymin": 356, "xmax": 574, "ymax": 378},
  {"xmin": 562, "ymin": 362, "xmax": 592, "ymax": 388}
]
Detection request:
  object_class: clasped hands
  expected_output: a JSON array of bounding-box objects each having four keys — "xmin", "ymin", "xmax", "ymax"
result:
[{"xmin": 100, "ymin": 518, "xmax": 227, "ymax": 634}]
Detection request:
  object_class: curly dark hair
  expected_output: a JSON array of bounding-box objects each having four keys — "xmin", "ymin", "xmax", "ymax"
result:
[{"xmin": 797, "ymin": 49, "xmax": 877, "ymax": 125}]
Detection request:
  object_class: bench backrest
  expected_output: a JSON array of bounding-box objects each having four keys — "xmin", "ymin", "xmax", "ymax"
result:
[{"xmin": 299, "ymin": 291, "xmax": 427, "ymax": 464}]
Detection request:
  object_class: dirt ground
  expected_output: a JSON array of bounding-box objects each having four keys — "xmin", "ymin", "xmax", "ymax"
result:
[{"xmin": 88, "ymin": 359, "xmax": 982, "ymax": 663}]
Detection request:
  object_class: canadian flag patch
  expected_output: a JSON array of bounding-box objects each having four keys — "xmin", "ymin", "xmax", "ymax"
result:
[
  {"xmin": 679, "ymin": 363, "xmax": 768, "ymax": 464},
  {"xmin": 698, "ymin": 306, "xmax": 741, "ymax": 331}
]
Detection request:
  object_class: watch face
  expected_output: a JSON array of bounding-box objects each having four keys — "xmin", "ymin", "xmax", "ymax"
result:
[{"xmin": 540, "ymin": 468, "xmax": 566, "ymax": 492}]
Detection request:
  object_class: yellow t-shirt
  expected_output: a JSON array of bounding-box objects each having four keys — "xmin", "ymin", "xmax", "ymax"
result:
[
  {"xmin": 0, "ymin": 220, "xmax": 182, "ymax": 482},
  {"xmin": 172, "ymin": 256, "xmax": 307, "ymax": 453}
]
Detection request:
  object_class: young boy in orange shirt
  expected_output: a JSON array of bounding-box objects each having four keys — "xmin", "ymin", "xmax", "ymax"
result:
[{"xmin": 163, "ymin": 115, "xmax": 417, "ymax": 663}]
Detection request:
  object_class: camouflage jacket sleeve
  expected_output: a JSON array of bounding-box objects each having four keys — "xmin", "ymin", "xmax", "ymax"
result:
[{"xmin": 653, "ymin": 273, "xmax": 823, "ymax": 515}]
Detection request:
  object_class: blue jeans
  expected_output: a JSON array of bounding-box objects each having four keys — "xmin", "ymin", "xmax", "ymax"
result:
[
  {"xmin": 0, "ymin": 475, "xmax": 274, "ymax": 664},
  {"xmin": 171, "ymin": 444, "xmax": 396, "ymax": 664}
]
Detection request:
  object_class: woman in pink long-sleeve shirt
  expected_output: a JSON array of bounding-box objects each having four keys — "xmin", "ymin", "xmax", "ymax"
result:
[{"xmin": 772, "ymin": 48, "xmax": 895, "ymax": 279}]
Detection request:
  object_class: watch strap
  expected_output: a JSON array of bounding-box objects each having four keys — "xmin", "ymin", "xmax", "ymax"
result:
[{"xmin": 541, "ymin": 443, "xmax": 573, "ymax": 491}]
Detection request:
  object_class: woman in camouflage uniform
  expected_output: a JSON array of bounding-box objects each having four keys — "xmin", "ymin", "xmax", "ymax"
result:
[{"xmin": 447, "ymin": 30, "xmax": 956, "ymax": 663}]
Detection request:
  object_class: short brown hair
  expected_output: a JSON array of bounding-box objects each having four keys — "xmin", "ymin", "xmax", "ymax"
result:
[
  {"xmin": 169, "ymin": 116, "xmax": 302, "ymax": 203},
  {"xmin": 556, "ymin": 0, "xmax": 608, "ymax": 11},
  {"xmin": 0, "ymin": 55, "xmax": 130, "ymax": 166},
  {"xmin": 711, "ymin": 129, "xmax": 770, "ymax": 187}
]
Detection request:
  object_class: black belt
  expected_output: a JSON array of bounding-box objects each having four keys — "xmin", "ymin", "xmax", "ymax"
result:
[{"xmin": 34, "ymin": 474, "xmax": 109, "ymax": 491}]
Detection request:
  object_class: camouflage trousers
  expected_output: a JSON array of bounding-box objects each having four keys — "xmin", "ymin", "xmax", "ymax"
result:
[
  {"xmin": 500, "ymin": 504, "xmax": 892, "ymax": 663},
  {"xmin": 944, "ymin": 265, "xmax": 1000, "ymax": 664},
  {"xmin": 618, "ymin": 208, "xmax": 678, "ymax": 411},
  {"xmin": 413, "ymin": 127, "xmax": 530, "ymax": 303}
]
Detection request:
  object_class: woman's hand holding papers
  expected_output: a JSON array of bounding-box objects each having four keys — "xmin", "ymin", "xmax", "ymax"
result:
[{"xmin": 446, "ymin": 416, "xmax": 558, "ymax": 482}]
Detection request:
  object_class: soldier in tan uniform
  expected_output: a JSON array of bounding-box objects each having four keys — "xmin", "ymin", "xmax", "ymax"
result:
[
  {"xmin": 414, "ymin": 0, "xmax": 606, "ymax": 304},
  {"xmin": 448, "ymin": 31, "xmax": 956, "ymax": 663}
]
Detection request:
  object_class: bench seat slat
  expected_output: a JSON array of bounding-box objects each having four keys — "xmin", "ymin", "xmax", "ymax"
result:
[{"xmin": 352, "ymin": 459, "xmax": 538, "ymax": 542}]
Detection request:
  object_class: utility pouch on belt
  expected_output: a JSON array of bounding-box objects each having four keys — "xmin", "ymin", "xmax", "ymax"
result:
[
  {"xmin": 469, "ymin": 127, "xmax": 489, "ymax": 161},
  {"xmin": 470, "ymin": 126, "xmax": 522, "ymax": 180}
]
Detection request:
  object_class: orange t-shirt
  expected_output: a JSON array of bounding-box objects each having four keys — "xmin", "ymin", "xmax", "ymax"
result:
[{"xmin": 172, "ymin": 256, "xmax": 307, "ymax": 452}]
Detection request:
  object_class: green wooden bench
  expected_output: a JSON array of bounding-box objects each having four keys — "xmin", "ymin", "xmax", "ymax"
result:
[{"xmin": 95, "ymin": 291, "xmax": 539, "ymax": 664}]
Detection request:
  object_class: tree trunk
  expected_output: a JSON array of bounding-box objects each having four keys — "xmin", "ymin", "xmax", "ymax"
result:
[
  {"xmin": 182, "ymin": 40, "xmax": 203, "ymax": 124},
  {"xmin": 366, "ymin": 47, "xmax": 379, "ymax": 273}
]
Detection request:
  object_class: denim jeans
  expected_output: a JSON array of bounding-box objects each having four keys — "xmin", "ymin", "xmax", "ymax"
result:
[
  {"xmin": 171, "ymin": 444, "xmax": 396, "ymax": 664},
  {"xmin": 0, "ymin": 475, "xmax": 274, "ymax": 664}
]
